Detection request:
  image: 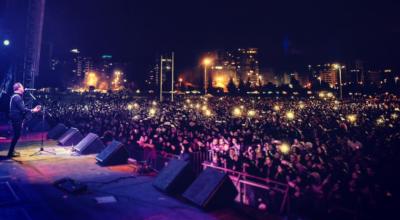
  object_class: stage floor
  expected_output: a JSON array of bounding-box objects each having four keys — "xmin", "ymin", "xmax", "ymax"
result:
[{"xmin": 0, "ymin": 134, "xmax": 263, "ymax": 220}]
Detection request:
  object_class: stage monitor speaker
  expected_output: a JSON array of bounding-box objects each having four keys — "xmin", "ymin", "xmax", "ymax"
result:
[
  {"xmin": 182, "ymin": 168, "xmax": 238, "ymax": 209},
  {"xmin": 73, "ymin": 133, "xmax": 105, "ymax": 155},
  {"xmin": 152, "ymin": 159, "xmax": 194, "ymax": 194},
  {"xmin": 58, "ymin": 128, "xmax": 83, "ymax": 146},
  {"xmin": 47, "ymin": 123, "xmax": 68, "ymax": 140},
  {"xmin": 96, "ymin": 141, "xmax": 129, "ymax": 166}
]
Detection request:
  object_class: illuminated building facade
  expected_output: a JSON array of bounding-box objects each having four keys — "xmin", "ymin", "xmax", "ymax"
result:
[
  {"xmin": 320, "ymin": 70, "xmax": 338, "ymax": 87},
  {"xmin": 206, "ymin": 48, "xmax": 261, "ymax": 91},
  {"xmin": 366, "ymin": 70, "xmax": 383, "ymax": 84},
  {"xmin": 209, "ymin": 50, "xmax": 238, "ymax": 91},
  {"xmin": 146, "ymin": 53, "xmax": 174, "ymax": 91},
  {"xmin": 70, "ymin": 49, "xmax": 93, "ymax": 86},
  {"xmin": 308, "ymin": 63, "xmax": 340, "ymax": 87},
  {"xmin": 235, "ymin": 48, "xmax": 261, "ymax": 86}
]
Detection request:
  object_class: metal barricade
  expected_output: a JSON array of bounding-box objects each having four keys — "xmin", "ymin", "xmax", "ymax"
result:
[
  {"xmin": 202, "ymin": 162, "xmax": 289, "ymax": 214},
  {"xmin": 190, "ymin": 150, "xmax": 214, "ymax": 175},
  {"xmin": 131, "ymin": 147, "xmax": 214, "ymax": 173}
]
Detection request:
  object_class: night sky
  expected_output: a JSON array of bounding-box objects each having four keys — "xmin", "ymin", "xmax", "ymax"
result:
[{"xmin": 44, "ymin": 0, "xmax": 400, "ymax": 76}]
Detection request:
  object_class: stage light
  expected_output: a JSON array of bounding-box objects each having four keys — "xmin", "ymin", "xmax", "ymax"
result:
[
  {"xmin": 279, "ymin": 143, "xmax": 290, "ymax": 154},
  {"xmin": 232, "ymin": 107, "xmax": 242, "ymax": 117},
  {"xmin": 152, "ymin": 101, "xmax": 157, "ymax": 106},
  {"xmin": 3, "ymin": 39, "xmax": 10, "ymax": 46},
  {"xmin": 186, "ymin": 99, "xmax": 191, "ymax": 103},
  {"xmin": 127, "ymin": 104, "xmax": 133, "ymax": 110},
  {"xmin": 195, "ymin": 103, "xmax": 200, "ymax": 109},
  {"xmin": 326, "ymin": 92, "xmax": 334, "ymax": 98},
  {"xmin": 286, "ymin": 111, "xmax": 295, "ymax": 120},
  {"xmin": 247, "ymin": 109, "xmax": 256, "ymax": 117},
  {"xmin": 319, "ymin": 92, "xmax": 325, "ymax": 98},
  {"xmin": 346, "ymin": 114, "xmax": 357, "ymax": 123},
  {"xmin": 391, "ymin": 113, "xmax": 398, "ymax": 119},
  {"xmin": 273, "ymin": 105, "xmax": 280, "ymax": 111},
  {"xmin": 201, "ymin": 105, "xmax": 208, "ymax": 111}
]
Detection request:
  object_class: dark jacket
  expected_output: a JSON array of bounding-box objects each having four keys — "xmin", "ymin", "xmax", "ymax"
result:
[{"xmin": 9, "ymin": 93, "xmax": 30, "ymax": 121}]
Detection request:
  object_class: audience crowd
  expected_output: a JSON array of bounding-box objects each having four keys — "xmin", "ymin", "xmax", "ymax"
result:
[{"xmin": 35, "ymin": 91, "xmax": 399, "ymax": 218}]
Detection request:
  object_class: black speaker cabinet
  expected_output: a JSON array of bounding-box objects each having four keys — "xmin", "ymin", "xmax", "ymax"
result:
[
  {"xmin": 96, "ymin": 141, "xmax": 128, "ymax": 166},
  {"xmin": 58, "ymin": 128, "xmax": 83, "ymax": 146},
  {"xmin": 152, "ymin": 159, "xmax": 194, "ymax": 194},
  {"xmin": 183, "ymin": 168, "xmax": 238, "ymax": 209},
  {"xmin": 73, "ymin": 133, "xmax": 105, "ymax": 155},
  {"xmin": 47, "ymin": 123, "xmax": 68, "ymax": 140}
]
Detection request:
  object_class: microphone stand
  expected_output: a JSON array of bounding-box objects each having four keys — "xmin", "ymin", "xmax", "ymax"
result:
[{"xmin": 30, "ymin": 95, "xmax": 56, "ymax": 156}]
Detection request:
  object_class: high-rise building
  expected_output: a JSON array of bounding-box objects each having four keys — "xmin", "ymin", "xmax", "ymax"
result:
[
  {"xmin": 235, "ymin": 48, "xmax": 260, "ymax": 86},
  {"xmin": 98, "ymin": 54, "xmax": 113, "ymax": 76},
  {"xmin": 320, "ymin": 70, "xmax": 338, "ymax": 87},
  {"xmin": 146, "ymin": 64, "xmax": 158, "ymax": 89},
  {"xmin": 209, "ymin": 50, "xmax": 239, "ymax": 91},
  {"xmin": 308, "ymin": 63, "xmax": 340, "ymax": 87},
  {"xmin": 366, "ymin": 70, "xmax": 383, "ymax": 84},
  {"xmin": 204, "ymin": 48, "xmax": 261, "ymax": 90},
  {"xmin": 70, "ymin": 49, "xmax": 93, "ymax": 86},
  {"xmin": 146, "ymin": 53, "xmax": 174, "ymax": 91}
]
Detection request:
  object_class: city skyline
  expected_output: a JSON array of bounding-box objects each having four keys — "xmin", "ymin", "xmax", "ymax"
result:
[
  {"xmin": 2, "ymin": 0, "xmax": 399, "ymax": 88},
  {"xmin": 42, "ymin": 0, "xmax": 399, "ymax": 74}
]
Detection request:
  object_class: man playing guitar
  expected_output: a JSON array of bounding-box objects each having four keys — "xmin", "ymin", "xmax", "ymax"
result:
[{"xmin": 7, "ymin": 83, "xmax": 41, "ymax": 158}]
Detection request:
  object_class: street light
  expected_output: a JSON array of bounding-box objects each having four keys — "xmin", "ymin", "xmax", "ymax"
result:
[
  {"xmin": 203, "ymin": 58, "xmax": 212, "ymax": 94},
  {"xmin": 178, "ymin": 77, "xmax": 183, "ymax": 88},
  {"xmin": 333, "ymin": 63, "xmax": 345, "ymax": 100}
]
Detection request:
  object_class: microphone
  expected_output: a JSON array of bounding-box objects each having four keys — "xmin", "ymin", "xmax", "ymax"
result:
[{"xmin": 25, "ymin": 88, "xmax": 37, "ymax": 91}]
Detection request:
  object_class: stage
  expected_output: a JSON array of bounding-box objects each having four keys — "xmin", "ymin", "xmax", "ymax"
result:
[{"xmin": 0, "ymin": 133, "xmax": 267, "ymax": 220}]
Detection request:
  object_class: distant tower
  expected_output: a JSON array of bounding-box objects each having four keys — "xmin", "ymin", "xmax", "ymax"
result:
[{"xmin": 23, "ymin": 0, "xmax": 46, "ymax": 89}]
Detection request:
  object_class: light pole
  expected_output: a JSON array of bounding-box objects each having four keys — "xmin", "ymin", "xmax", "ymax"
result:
[
  {"xmin": 171, "ymin": 52, "xmax": 174, "ymax": 102},
  {"xmin": 160, "ymin": 56, "xmax": 163, "ymax": 102},
  {"xmin": 178, "ymin": 77, "xmax": 183, "ymax": 88},
  {"xmin": 333, "ymin": 63, "xmax": 344, "ymax": 99},
  {"xmin": 203, "ymin": 58, "xmax": 212, "ymax": 94}
]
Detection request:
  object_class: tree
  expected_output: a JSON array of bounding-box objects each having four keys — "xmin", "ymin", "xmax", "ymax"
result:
[
  {"xmin": 238, "ymin": 79, "xmax": 246, "ymax": 95},
  {"xmin": 290, "ymin": 76, "xmax": 301, "ymax": 89},
  {"xmin": 244, "ymin": 78, "xmax": 252, "ymax": 93},
  {"xmin": 227, "ymin": 78, "xmax": 237, "ymax": 95}
]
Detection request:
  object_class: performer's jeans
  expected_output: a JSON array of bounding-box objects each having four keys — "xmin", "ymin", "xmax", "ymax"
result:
[{"xmin": 8, "ymin": 119, "xmax": 23, "ymax": 157}]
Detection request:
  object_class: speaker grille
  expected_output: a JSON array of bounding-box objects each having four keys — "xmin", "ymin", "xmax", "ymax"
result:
[
  {"xmin": 183, "ymin": 168, "xmax": 238, "ymax": 209},
  {"xmin": 152, "ymin": 159, "xmax": 193, "ymax": 193},
  {"xmin": 73, "ymin": 133, "xmax": 104, "ymax": 154}
]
